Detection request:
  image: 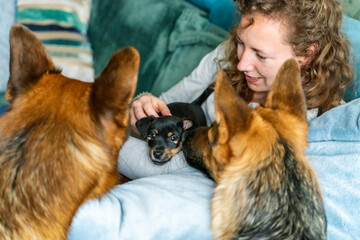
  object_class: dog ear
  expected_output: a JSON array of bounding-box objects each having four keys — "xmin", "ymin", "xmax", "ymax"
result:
[
  {"xmin": 136, "ymin": 116, "xmax": 155, "ymax": 139},
  {"xmin": 214, "ymin": 71, "xmax": 251, "ymax": 144},
  {"xmin": 264, "ymin": 58, "xmax": 307, "ymax": 121},
  {"xmin": 182, "ymin": 119, "xmax": 193, "ymax": 130},
  {"xmin": 91, "ymin": 47, "xmax": 139, "ymax": 122},
  {"xmin": 6, "ymin": 24, "xmax": 57, "ymax": 102}
]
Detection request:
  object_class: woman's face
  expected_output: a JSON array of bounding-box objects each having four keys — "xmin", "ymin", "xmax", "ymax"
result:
[{"xmin": 236, "ymin": 13, "xmax": 303, "ymax": 102}]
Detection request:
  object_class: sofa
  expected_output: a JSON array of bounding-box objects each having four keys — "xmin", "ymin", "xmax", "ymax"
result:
[{"xmin": 1, "ymin": 0, "xmax": 360, "ymax": 239}]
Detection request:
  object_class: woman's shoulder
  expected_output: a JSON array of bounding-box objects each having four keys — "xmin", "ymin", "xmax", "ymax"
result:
[
  {"xmin": 213, "ymin": 42, "xmax": 227, "ymax": 58},
  {"xmin": 206, "ymin": 42, "xmax": 228, "ymax": 65},
  {"xmin": 160, "ymin": 42, "xmax": 228, "ymax": 103},
  {"xmin": 195, "ymin": 42, "xmax": 227, "ymax": 69}
]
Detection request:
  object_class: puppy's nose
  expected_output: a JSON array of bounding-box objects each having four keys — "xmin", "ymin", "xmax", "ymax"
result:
[{"xmin": 153, "ymin": 150, "xmax": 163, "ymax": 159}]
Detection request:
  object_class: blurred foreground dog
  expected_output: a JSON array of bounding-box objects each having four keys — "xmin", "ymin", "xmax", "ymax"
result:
[
  {"xmin": 183, "ymin": 59, "xmax": 326, "ymax": 240},
  {"xmin": 0, "ymin": 24, "xmax": 138, "ymax": 239}
]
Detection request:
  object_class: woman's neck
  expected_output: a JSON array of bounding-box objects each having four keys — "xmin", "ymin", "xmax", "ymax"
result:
[{"xmin": 250, "ymin": 92, "xmax": 268, "ymax": 105}]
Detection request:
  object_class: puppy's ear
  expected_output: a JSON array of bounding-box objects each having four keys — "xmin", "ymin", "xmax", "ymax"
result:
[
  {"xmin": 214, "ymin": 71, "xmax": 251, "ymax": 144},
  {"xmin": 6, "ymin": 24, "xmax": 57, "ymax": 102},
  {"xmin": 136, "ymin": 116, "xmax": 155, "ymax": 139},
  {"xmin": 182, "ymin": 119, "xmax": 193, "ymax": 130},
  {"xmin": 265, "ymin": 58, "xmax": 306, "ymax": 121},
  {"xmin": 91, "ymin": 47, "xmax": 139, "ymax": 124}
]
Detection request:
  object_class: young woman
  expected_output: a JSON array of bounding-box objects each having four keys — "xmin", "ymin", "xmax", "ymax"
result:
[{"xmin": 119, "ymin": 0, "xmax": 353, "ymax": 179}]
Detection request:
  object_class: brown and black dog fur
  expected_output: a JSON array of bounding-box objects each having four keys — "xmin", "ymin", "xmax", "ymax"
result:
[
  {"xmin": 0, "ymin": 24, "xmax": 139, "ymax": 239},
  {"xmin": 183, "ymin": 59, "xmax": 326, "ymax": 240}
]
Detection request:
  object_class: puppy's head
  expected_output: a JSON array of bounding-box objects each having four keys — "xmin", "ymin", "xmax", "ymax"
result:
[
  {"xmin": 136, "ymin": 115, "xmax": 192, "ymax": 164},
  {"xmin": 183, "ymin": 59, "xmax": 308, "ymax": 182},
  {"xmin": 2, "ymin": 24, "xmax": 139, "ymax": 162}
]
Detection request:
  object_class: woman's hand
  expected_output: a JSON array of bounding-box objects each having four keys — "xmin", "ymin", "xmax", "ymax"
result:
[{"xmin": 130, "ymin": 94, "xmax": 171, "ymax": 135}]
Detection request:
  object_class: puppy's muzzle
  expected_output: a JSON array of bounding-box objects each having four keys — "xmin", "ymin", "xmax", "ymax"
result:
[{"xmin": 150, "ymin": 146, "xmax": 172, "ymax": 165}]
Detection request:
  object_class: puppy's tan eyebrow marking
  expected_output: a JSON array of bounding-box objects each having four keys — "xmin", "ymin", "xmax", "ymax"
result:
[
  {"xmin": 155, "ymin": 129, "xmax": 159, "ymax": 134},
  {"xmin": 167, "ymin": 132, "xmax": 173, "ymax": 137}
]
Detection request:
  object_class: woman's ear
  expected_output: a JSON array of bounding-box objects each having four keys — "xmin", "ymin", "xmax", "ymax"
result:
[{"xmin": 296, "ymin": 44, "xmax": 318, "ymax": 67}]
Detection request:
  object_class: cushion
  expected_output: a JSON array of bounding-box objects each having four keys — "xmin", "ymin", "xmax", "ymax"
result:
[
  {"xmin": 16, "ymin": 0, "xmax": 94, "ymax": 82},
  {"xmin": 0, "ymin": 0, "xmax": 16, "ymax": 93}
]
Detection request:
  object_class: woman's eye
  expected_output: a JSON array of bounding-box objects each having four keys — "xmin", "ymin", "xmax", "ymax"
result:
[{"xmin": 256, "ymin": 53, "xmax": 267, "ymax": 61}]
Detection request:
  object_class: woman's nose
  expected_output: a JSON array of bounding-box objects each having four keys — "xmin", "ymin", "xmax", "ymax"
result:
[{"xmin": 237, "ymin": 49, "xmax": 255, "ymax": 72}]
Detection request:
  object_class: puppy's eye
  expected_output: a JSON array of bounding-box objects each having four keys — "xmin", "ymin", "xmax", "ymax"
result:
[
  {"xmin": 169, "ymin": 135, "xmax": 178, "ymax": 142},
  {"xmin": 148, "ymin": 132, "xmax": 156, "ymax": 139}
]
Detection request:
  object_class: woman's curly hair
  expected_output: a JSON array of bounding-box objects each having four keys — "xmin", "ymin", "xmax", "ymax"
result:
[{"xmin": 221, "ymin": 0, "xmax": 353, "ymax": 114}]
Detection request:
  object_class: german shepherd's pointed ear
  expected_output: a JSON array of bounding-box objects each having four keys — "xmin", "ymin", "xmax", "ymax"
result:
[
  {"xmin": 91, "ymin": 47, "xmax": 139, "ymax": 122},
  {"xmin": 265, "ymin": 58, "xmax": 307, "ymax": 121},
  {"xmin": 214, "ymin": 71, "xmax": 251, "ymax": 144},
  {"xmin": 6, "ymin": 24, "xmax": 57, "ymax": 102}
]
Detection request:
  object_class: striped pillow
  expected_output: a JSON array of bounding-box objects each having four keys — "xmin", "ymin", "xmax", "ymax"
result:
[{"xmin": 16, "ymin": 0, "xmax": 94, "ymax": 82}]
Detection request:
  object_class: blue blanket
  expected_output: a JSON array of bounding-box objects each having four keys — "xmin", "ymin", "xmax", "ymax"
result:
[
  {"xmin": 306, "ymin": 98, "xmax": 360, "ymax": 240},
  {"xmin": 68, "ymin": 100, "xmax": 360, "ymax": 240}
]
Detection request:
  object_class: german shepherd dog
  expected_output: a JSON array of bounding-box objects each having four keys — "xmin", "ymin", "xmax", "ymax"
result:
[
  {"xmin": 0, "ymin": 24, "xmax": 138, "ymax": 239},
  {"xmin": 183, "ymin": 59, "xmax": 327, "ymax": 240}
]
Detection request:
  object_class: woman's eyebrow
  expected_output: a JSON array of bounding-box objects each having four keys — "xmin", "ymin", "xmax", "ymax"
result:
[
  {"xmin": 237, "ymin": 35, "xmax": 266, "ymax": 55},
  {"xmin": 252, "ymin": 47, "xmax": 266, "ymax": 55}
]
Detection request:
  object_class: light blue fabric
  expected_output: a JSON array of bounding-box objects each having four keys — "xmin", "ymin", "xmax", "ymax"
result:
[
  {"xmin": 308, "ymin": 98, "xmax": 360, "ymax": 142},
  {"xmin": 307, "ymin": 98, "xmax": 360, "ymax": 240},
  {"xmin": 0, "ymin": 0, "xmax": 16, "ymax": 93},
  {"xmin": 68, "ymin": 167, "xmax": 215, "ymax": 240}
]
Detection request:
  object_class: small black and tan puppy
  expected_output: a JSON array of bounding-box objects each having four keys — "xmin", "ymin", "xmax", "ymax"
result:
[{"xmin": 136, "ymin": 86, "xmax": 213, "ymax": 165}]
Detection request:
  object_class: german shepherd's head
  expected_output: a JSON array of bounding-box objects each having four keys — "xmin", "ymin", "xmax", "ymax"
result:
[
  {"xmin": 183, "ymin": 59, "xmax": 326, "ymax": 240},
  {"xmin": 0, "ymin": 24, "xmax": 138, "ymax": 239}
]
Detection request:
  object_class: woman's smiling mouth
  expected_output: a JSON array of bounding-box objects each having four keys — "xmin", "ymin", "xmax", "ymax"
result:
[{"xmin": 245, "ymin": 75, "xmax": 262, "ymax": 83}]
